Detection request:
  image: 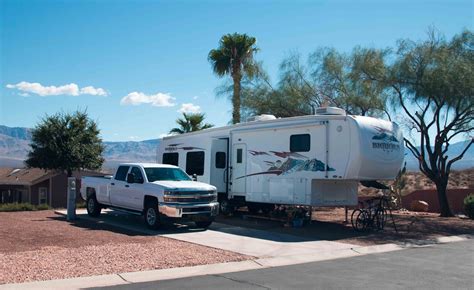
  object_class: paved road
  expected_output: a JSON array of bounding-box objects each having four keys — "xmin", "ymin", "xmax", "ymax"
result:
[{"xmin": 91, "ymin": 240, "xmax": 473, "ymax": 290}]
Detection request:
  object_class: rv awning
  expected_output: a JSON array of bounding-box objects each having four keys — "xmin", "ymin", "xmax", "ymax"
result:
[{"xmin": 360, "ymin": 180, "xmax": 389, "ymax": 190}]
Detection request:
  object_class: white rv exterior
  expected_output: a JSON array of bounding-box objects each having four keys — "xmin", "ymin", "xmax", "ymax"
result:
[{"xmin": 157, "ymin": 108, "xmax": 404, "ymax": 209}]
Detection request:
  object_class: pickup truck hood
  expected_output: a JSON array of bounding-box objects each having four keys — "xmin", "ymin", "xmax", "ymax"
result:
[{"xmin": 151, "ymin": 180, "xmax": 216, "ymax": 191}]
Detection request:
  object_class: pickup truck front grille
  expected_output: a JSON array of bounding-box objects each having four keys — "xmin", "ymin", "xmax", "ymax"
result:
[
  {"xmin": 163, "ymin": 190, "xmax": 216, "ymax": 203},
  {"xmin": 182, "ymin": 206, "xmax": 211, "ymax": 213}
]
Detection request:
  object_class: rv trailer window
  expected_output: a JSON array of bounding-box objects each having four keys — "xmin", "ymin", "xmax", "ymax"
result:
[
  {"xmin": 236, "ymin": 149, "xmax": 243, "ymax": 163},
  {"xmin": 186, "ymin": 151, "xmax": 205, "ymax": 176},
  {"xmin": 115, "ymin": 166, "xmax": 130, "ymax": 181},
  {"xmin": 162, "ymin": 153, "xmax": 179, "ymax": 166},
  {"xmin": 215, "ymin": 152, "xmax": 226, "ymax": 168},
  {"xmin": 290, "ymin": 134, "xmax": 310, "ymax": 152}
]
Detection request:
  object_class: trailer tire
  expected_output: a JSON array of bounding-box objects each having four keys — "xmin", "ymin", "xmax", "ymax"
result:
[
  {"xmin": 86, "ymin": 195, "xmax": 101, "ymax": 217},
  {"xmin": 144, "ymin": 200, "xmax": 161, "ymax": 230},
  {"xmin": 219, "ymin": 198, "xmax": 234, "ymax": 216},
  {"xmin": 247, "ymin": 203, "xmax": 260, "ymax": 215}
]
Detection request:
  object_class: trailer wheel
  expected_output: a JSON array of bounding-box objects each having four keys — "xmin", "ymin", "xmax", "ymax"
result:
[
  {"xmin": 247, "ymin": 203, "xmax": 260, "ymax": 215},
  {"xmin": 219, "ymin": 199, "xmax": 234, "ymax": 216},
  {"xmin": 86, "ymin": 195, "xmax": 101, "ymax": 217},
  {"xmin": 261, "ymin": 204, "xmax": 274, "ymax": 215},
  {"xmin": 144, "ymin": 200, "xmax": 161, "ymax": 230}
]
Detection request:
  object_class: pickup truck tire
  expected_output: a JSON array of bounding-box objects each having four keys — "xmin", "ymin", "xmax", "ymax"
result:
[
  {"xmin": 195, "ymin": 219, "xmax": 213, "ymax": 229},
  {"xmin": 144, "ymin": 201, "xmax": 161, "ymax": 230},
  {"xmin": 86, "ymin": 196, "xmax": 101, "ymax": 217}
]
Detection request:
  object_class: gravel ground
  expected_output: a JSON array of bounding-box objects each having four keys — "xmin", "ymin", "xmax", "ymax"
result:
[{"xmin": 0, "ymin": 211, "xmax": 250, "ymax": 285}]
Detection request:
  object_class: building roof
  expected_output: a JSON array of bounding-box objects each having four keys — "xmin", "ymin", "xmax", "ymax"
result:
[{"xmin": 0, "ymin": 168, "xmax": 57, "ymax": 186}]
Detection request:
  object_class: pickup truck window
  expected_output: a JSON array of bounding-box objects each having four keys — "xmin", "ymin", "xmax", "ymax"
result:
[
  {"xmin": 115, "ymin": 166, "xmax": 130, "ymax": 181},
  {"xmin": 131, "ymin": 167, "xmax": 144, "ymax": 183},
  {"xmin": 144, "ymin": 167, "xmax": 191, "ymax": 182}
]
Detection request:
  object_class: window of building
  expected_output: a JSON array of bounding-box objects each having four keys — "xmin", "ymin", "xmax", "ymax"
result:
[
  {"xmin": 115, "ymin": 166, "xmax": 130, "ymax": 181},
  {"xmin": 215, "ymin": 152, "xmax": 226, "ymax": 168},
  {"xmin": 290, "ymin": 134, "xmax": 310, "ymax": 152},
  {"xmin": 130, "ymin": 167, "xmax": 144, "ymax": 183},
  {"xmin": 186, "ymin": 151, "xmax": 205, "ymax": 176},
  {"xmin": 39, "ymin": 187, "xmax": 48, "ymax": 204},
  {"xmin": 236, "ymin": 149, "xmax": 243, "ymax": 164},
  {"xmin": 162, "ymin": 152, "xmax": 179, "ymax": 166}
]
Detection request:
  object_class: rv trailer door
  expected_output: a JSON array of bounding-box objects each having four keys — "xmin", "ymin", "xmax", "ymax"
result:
[
  {"xmin": 210, "ymin": 138, "xmax": 228, "ymax": 194},
  {"xmin": 231, "ymin": 143, "xmax": 247, "ymax": 196}
]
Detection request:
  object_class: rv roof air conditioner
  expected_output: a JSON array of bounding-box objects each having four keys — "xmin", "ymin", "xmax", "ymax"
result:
[
  {"xmin": 315, "ymin": 107, "xmax": 346, "ymax": 116},
  {"xmin": 246, "ymin": 114, "xmax": 277, "ymax": 122}
]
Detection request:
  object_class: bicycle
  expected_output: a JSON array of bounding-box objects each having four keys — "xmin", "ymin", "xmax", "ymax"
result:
[{"xmin": 351, "ymin": 195, "xmax": 389, "ymax": 232}]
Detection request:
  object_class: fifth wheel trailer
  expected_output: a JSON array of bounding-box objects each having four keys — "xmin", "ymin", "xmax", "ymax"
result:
[{"xmin": 157, "ymin": 107, "xmax": 404, "ymax": 213}]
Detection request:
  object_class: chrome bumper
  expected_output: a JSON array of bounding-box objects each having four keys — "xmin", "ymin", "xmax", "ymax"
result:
[{"xmin": 159, "ymin": 202, "xmax": 219, "ymax": 218}]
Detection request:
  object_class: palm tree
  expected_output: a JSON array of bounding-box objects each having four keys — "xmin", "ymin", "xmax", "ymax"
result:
[
  {"xmin": 169, "ymin": 113, "xmax": 214, "ymax": 134},
  {"xmin": 208, "ymin": 33, "xmax": 258, "ymax": 124}
]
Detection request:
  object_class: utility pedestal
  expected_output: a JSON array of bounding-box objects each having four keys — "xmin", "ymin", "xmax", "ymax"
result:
[{"xmin": 67, "ymin": 177, "xmax": 77, "ymax": 221}]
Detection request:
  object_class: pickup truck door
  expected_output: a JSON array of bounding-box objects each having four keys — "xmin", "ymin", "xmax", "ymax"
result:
[
  {"xmin": 124, "ymin": 166, "xmax": 145, "ymax": 211},
  {"xmin": 109, "ymin": 165, "xmax": 130, "ymax": 207}
]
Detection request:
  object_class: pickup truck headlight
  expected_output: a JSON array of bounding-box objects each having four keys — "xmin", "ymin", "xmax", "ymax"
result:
[{"xmin": 211, "ymin": 190, "xmax": 217, "ymax": 202}]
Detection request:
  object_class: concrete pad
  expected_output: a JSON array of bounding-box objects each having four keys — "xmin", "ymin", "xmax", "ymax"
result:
[{"xmin": 162, "ymin": 228, "xmax": 356, "ymax": 258}]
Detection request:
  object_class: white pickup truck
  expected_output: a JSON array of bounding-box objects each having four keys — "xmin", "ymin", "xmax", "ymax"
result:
[{"xmin": 80, "ymin": 163, "xmax": 219, "ymax": 229}]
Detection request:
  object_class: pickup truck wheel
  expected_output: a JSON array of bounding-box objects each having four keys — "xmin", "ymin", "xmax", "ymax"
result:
[
  {"xmin": 86, "ymin": 196, "xmax": 101, "ymax": 217},
  {"xmin": 195, "ymin": 219, "xmax": 213, "ymax": 229},
  {"xmin": 144, "ymin": 201, "xmax": 161, "ymax": 230}
]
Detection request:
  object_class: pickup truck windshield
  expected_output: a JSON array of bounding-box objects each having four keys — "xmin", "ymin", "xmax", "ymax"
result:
[{"xmin": 144, "ymin": 167, "xmax": 192, "ymax": 182}]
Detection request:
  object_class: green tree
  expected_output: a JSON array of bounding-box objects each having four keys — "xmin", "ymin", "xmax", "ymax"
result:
[
  {"xmin": 361, "ymin": 30, "xmax": 474, "ymax": 217},
  {"xmin": 169, "ymin": 113, "xmax": 214, "ymax": 134},
  {"xmin": 239, "ymin": 49, "xmax": 389, "ymax": 119},
  {"xmin": 25, "ymin": 111, "xmax": 104, "ymax": 177},
  {"xmin": 209, "ymin": 33, "xmax": 259, "ymax": 124}
]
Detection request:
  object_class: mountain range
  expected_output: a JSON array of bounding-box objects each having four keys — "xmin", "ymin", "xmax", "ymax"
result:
[
  {"xmin": 0, "ymin": 125, "xmax": 472, "ymax": 171},
  {"xmin": 0, "ymin": 125, "xmax": 159, "ymax": 170}
]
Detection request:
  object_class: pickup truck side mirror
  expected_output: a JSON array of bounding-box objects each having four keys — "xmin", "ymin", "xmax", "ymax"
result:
[
  {"xmin": 192, "ymin": 174, "xmax": 197, "ymax": 181},
  {"xmin": 126, "ymin": 173, "xmax": 135, "ymax": 184}
]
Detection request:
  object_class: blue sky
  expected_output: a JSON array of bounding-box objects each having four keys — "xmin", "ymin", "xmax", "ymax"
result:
[{"xmin": 1, "ymin": 0, "xmax": 472, "ymax": 141}]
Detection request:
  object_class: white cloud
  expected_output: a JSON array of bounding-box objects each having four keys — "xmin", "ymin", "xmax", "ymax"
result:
[
  {"xmin": 178, "ymin": 103, "xmax": 201, "ymax": 114},
  {"xmin": 79, "ymin": 86, "xmax": 108, "ymax": 96},
  {"xmin": 193, "ymin": 95, "xmax": 199, "ymax": 100},
  {"xmin": 6, "ymin": 81, "xmax": 108, "ymax": 96},
  {"xmin": 120, "ymin": 91, "xmax": 175, "ymax": 107}
]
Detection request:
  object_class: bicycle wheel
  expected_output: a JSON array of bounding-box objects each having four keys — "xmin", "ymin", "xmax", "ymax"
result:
[
  {"xmin": 351, "ymin": 209, "xmax": 361, "ymax": 229},
  {"xmin": 352, "ymin": 209, "xmax": 369, "ymax": 232}
]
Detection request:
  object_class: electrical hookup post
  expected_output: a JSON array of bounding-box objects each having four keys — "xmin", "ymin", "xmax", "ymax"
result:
[{"xmin": 67, "ymin": 177, "xmax": 77, "ymax": 221}]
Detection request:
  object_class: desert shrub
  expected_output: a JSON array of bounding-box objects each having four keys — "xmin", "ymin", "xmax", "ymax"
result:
[
  {"xmin": 0, "ymin": 203, "xmax": 50, "ymax": 212},
  {"xmin": 35, "ymin": 204, "xmax": 51, "ymax": 210},
  {"xmin": 464, "ymin": 194, "xmax": 474, "ymax": 219}
]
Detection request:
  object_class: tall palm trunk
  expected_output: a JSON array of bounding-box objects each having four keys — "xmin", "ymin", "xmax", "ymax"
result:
[{"xmin": 232, "ymin": 66, "xmax": 242, "ymax": 124}]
